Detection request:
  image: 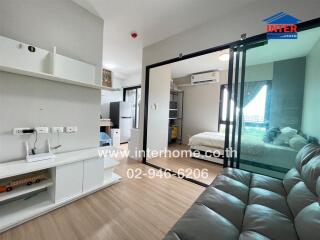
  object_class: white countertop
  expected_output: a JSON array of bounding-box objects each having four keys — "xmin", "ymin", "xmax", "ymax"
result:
[{"xmin": 0, "ymin": 146, "xmax": 119, "ymax": 179}]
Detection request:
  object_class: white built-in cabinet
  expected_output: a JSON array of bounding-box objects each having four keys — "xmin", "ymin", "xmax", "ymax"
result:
[{"xmin": 0, "ymin": 147, "xmax": 120, "ymax": 233}]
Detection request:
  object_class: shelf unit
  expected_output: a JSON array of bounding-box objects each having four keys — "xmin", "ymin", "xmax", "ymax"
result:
[
  {"xmin": 0, "ymin": 35, "xmax": 108, "ymax": 90},
  {"xmin": 0, "ymin": 65, "xmax": 122, "ymax": 91},
  {"xmin": 0, "ymin": 65, "xmax": 101, "ymax": 89},
  {"xmin": 169, "ymin": 89, "xmax": 184, "ymax": 144},
  {"xmin": 101, "ymin": 85, "xmax": 121, "ymax": 91},
  {"xmin": 0, "ymin": 146, "xmax": 121, "ymax": 233},
  {"xmin": 0, "ymin": 179, "xmax": 53, "ymax": 203}
]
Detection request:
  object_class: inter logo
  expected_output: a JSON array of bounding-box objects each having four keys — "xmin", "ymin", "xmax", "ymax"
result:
[{"xmin": 263, "ymin": 12, "xmax": 300, "ymax": 39}]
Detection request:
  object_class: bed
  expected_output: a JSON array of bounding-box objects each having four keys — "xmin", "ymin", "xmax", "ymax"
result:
[{"xmin": 189, "ymin": 131, "xmax": 299, "ymax": 178}]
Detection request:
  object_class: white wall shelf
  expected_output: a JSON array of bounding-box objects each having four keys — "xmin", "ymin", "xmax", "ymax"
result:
[
  {"xmin": 101, "ymin": 86, "xmax": 121, "ymax": 91},
  {"xmin": 0, "ymin": 65, "xmax": 101, "ymax": 89},
  {"xmin": 0, "ymin": 35, "xmax": 102, "ymax": 90},
  {"xmin": 0, "ymin": 179, "xmax": 53, "ymax": 203}
]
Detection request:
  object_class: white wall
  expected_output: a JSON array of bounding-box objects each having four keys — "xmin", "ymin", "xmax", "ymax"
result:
[
  {"xmin": 302, "ymin": 38, "xmax": 320, "ymax": 140},
  {"xmin": 147, "ymin": 65, "xmax": 171, "ymax": 156},
  {"xmin": 122, "ymin": 72, "xmax": 142, "ymax": 88},
  {"xmin": 0, "ymin": 0, "xmax": 104, "ymax": 162},
  {"xmin": 139, "ymin": 0, "xmax": 320, "ymax": 151}
]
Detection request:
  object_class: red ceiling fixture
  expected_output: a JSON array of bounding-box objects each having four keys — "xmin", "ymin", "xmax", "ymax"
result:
[{"xmin": 131, "ymin": 31, "xmax": 138, "ymax": 39}]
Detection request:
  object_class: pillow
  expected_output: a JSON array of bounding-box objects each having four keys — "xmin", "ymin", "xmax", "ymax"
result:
[
  {"xmin": 273, "ymin": 127, "xmax": 297, "ymax": 146},
  {"xmin": 263, "ymin": 127, "xmax": 281, "ymax": 143},
  {"xmin": 289, "ymin": 135, "xmax": 308, "ymax": 151}
]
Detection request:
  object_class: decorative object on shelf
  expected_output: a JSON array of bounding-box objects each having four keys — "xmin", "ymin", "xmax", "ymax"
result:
[
  {"xmin": 0, "ymin": 172, "xmax": 48, "ymax": 193},
  {"xmin": 102, "ymin": 68, "xmax": 112, "ymax": 87}
]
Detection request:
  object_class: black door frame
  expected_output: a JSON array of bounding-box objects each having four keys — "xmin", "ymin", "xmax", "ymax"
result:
[
  {"xmin": 123, "ymin": 85, "xmax": 141, "ymax": 128},
  {"xmin": 142, "ymin": 18, "xmax": 320, "ymax": 186}
]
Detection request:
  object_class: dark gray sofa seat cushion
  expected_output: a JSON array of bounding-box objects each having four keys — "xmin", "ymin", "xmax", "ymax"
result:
[
  {"xmin": 239, "ymin": 231, "xmax": 270, "ymax": 240},
  {"xmin": 219, "ymin": 168, "xmax": 251, "ymax": 186},
  {"xmin": 249, "ymin": 187, "xmax": 292, "ymax": 219},
  {"xmin": 164, "ymin": 203, "xmax": 239, "ymax": 240},
  {"xmin": 295, "ymin": 202, "xmax": 320, "ymax": 240},
  {"xmin": 211, "ymin": 175, "xmax": 249, "ymax": 204},
  {"xmin": 250, "ymin": 174, "xmax": 286, "ymax": 196},
  {"xmin": 287, "ymin": 181, "xmax": 317, "ymax": 217},
  {"xmin": 196, "ymin": 186, "xmax": 246, "ymax": 230},
  {"xmin": 242, "ymin": 204, "xmax": 298, "ymax": 240},
  {"xmin": 283, "ymin": 168, "xmax": 302, "ymax": 193}
]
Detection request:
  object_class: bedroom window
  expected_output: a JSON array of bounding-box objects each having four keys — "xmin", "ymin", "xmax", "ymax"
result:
[
  {"xmin": 219, "ymin": 83, "xmax": 270, "ymax": 132},
  {"xmin": 219, "ymin": 85, "xmax": 235, "ymax": 133}
]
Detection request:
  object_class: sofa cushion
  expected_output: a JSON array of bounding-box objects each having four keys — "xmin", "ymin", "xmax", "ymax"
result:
[
  {"xmin": 287, "ymin": 181, "xmax": 317, "ymax": 217},
  {"xmin": 219, "ymin": 168, "xmax": 251, "ymax": 186},
  {"xmin": 239, "ymin": 231, "xmax": 270, "ymax": 240},
  {"xmin": 211, "ymin": 175, "xmax": 249, "ymax": 204},
  {"xmin": 295, "ymin": 202, "xmax": 320, "ymax": 240},
  {"xmin": 242, "ymin": 204, "xmax": 298, "ymax": 240},
  {"xmin": 163, "ymin": 203, "xmax": 239, "ymax": 240},
  {"xmin": 250, "ymin": 174, "xmax": 286, "ymax": 196},
  {"xmin": 295, "ymin": 144, "xmax": 320, "ymax": 173},
  {"xmin": 249, "ymin": 188, "xmax": 292, "ymax": 218},
  {"xmin": 301, "ymin": 156, "xmax": 320, "ymax": 195},
  {"xmin": 283, "ymin": 168, "xmax": 302, "ymax": 193},
  {"xmin": 196, "ymin": 186, "xmax": 246, "ymax": 230}
]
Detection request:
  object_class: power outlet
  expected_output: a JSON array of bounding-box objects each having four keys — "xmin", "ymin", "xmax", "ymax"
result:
[
  {"xmin": 13, "ymin": 128, "xmax": 34, "ymax": 135},
  {"xmin": 35, "ymin": 127, "xmax": 49, "ymax": 134},
  {"xmin": 51, "ymin": 127, "xmax": 64, "ymax": 133},
  {"xmin": 65, "ymin": 126, "xmax": 78, "ymax": 133}
]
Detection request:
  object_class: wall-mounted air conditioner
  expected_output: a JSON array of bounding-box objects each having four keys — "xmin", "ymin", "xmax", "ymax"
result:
[{"xmin": 191, "ymin": 71, "xmax": 220, "ymax": 85}]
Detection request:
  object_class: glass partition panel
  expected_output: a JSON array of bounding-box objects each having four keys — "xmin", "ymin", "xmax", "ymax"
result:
[{"xmin": 238, "ymin": 27, "xmax": 320, "ymax": 178}]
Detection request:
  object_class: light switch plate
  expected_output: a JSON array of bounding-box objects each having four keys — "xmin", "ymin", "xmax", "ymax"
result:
[
  {"xmin": 52, "ymin": 127, "xmax": 64, "ymax": 133},
  {"xmin": 35, "ymin": 127, "xmax": 49, "ymax": 134},
  {"xmin": 65, "ymin": 126, "xmax": 78, "ymax": 133},
  {"xmin": 13, "ymin": 127, "xmax": 34, "ymax": 135}
]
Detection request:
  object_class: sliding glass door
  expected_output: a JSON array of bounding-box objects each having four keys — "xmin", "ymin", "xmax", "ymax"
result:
[{"xmin": 226, "ymin": 25, "xmax": 320, "ymax": 178}]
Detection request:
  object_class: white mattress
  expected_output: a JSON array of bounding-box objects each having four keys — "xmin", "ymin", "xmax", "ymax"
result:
[
  {"xmin": 190, "ymin": 145, "xmax": 224, "ymax": 155},
  {"xmin": 189, "ymin": 132, "xmax": 299, "ymax": 171},
  {"xmin": 188, "ymin": 132, "xmax": 225, "ymax": 149},
  {"xmin": 190, "ymin": 145, "xmax": 224, "ymax": 164}
]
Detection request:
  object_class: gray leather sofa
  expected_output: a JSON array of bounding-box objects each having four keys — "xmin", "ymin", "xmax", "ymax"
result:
[{"xmin": 163, "ymin": 144, "xmax": 320, "ymax": 240}]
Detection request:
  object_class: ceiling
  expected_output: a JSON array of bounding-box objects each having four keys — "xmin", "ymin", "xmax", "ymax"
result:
[
  {"xmin": 72, "ymin": 0, "xmax": 257, "ymax": 78},
  {"xmin": 170, "ymin": 26, "xmax": 320, "ymax": 79}
]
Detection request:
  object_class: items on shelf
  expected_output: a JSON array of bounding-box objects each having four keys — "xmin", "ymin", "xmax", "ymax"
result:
[
  {"xmin": 168, "ymin": 89, "xmax": 184, "ymax": 144},
  {"xmin": 0, "ymin": 171, "xmax": 48, "ymax": 193}
]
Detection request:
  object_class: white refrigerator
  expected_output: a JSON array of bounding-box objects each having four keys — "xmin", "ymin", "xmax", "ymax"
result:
[{"xmin": 110, "ymin": 102, "xmax": 133, "ymax": 143}]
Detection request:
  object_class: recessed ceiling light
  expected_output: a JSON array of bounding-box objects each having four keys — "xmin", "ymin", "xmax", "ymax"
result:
[{"xmin": 219, "ymin": 53, "xmax": 230, "ymax": 61}]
